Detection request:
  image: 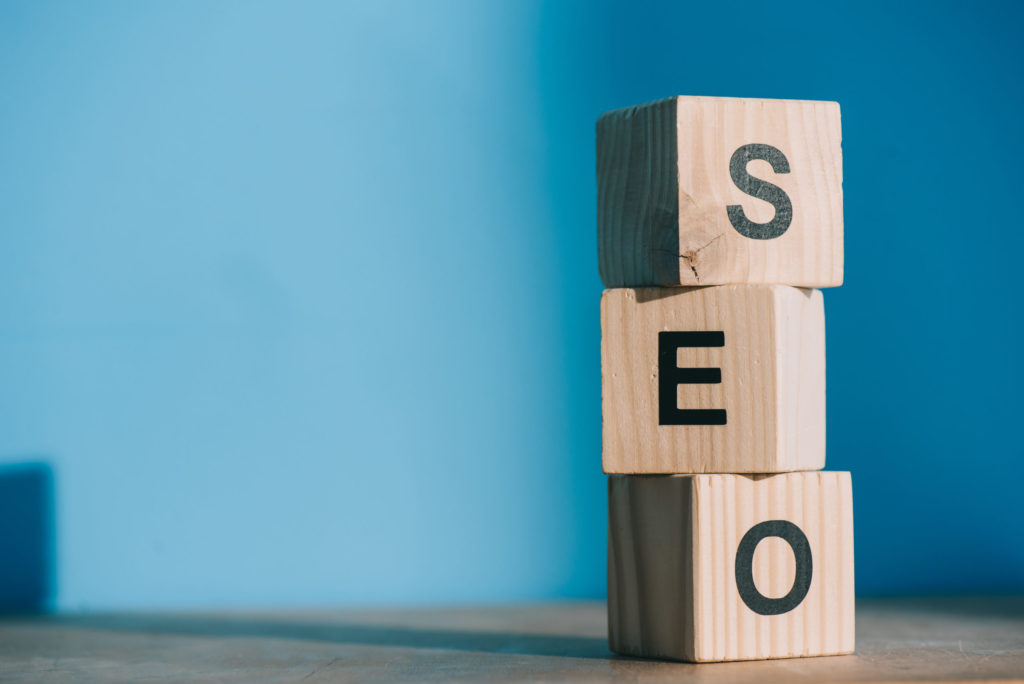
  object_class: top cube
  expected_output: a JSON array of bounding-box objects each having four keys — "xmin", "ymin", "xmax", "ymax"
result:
[{"xmin": 597, "ymin": 96, "xmax": 843, "ymax": 288}]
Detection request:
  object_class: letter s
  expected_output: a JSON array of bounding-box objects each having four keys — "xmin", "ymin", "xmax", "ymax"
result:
[{"xmin": 726, "ymin": 143, "xmax": 793, "ymax": 240}]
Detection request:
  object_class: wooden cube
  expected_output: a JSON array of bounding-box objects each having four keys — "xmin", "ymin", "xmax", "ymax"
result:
[
  {"xmin": 602, "ymin": 285, "xmax": 824, "ymax": 474},
  {"xmin": 597, "ymin": 96, "xmax": 843, "ymax": 288},
  {"xmin": 608, "ymin": 471, "xmax": 854, "ymax": 662}
]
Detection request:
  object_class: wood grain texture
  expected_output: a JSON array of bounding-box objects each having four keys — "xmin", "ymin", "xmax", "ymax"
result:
[
  {"xmin": 597, "ymin": 97, "xmax": 680, "ymax": 286},
  {"xmin": 608, "ymin": 471, "xmax": 854, "ymax": 663},
  {"xmin": 597, "ymin": 96, "xmax": 843, "ymax": 288},
  {"xmin": 601, "ymin": 285, "xmax": 825, "ymax": 474}
]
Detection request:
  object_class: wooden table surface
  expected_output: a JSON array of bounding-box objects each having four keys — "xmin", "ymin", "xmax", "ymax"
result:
[{"xmin": 1, "ymin": 597, "xmax": 1022, "ymax": 682}]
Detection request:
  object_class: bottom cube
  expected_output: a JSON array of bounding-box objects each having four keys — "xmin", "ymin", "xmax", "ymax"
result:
[{"xmin": 608, "ymin": 471, "xmax": 854, "ymax": 662}]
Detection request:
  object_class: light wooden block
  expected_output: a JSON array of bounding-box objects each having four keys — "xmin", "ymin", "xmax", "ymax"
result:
[
  {"xmin": 597, "ymin": 96, "xmax": 843, "ymax": 288},
  {"xmin": 608, "ymin": 471, "xmax": 854, "ymax": 662},
  {"xmin": 602, "ymin": 285, "xmax": 824, "ymax": 474}
]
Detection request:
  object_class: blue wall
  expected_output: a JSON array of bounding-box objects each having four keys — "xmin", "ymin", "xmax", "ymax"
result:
[{"xmin": 1, "ymin": 0, "xmax": 1021, "ymax": 610}]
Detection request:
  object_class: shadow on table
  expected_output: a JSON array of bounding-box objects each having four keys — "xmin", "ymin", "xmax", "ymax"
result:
[
  {"xmin": 46, "ymin": 614, "xmax": 615, "ymax": 660},
  {"xmin": 43, "ymin": 598, "xmax": 1024, "ymax": 664}
]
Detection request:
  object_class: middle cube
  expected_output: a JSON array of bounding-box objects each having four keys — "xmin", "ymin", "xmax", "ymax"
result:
[{"xmin": 602, "ymin": 285, "xmax": 824, "ymax": 473}]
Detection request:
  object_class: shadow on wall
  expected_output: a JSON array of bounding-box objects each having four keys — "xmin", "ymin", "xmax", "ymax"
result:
[{"xmin": 0, "ymin": 462, "xmax": 55, "ymax": 613}]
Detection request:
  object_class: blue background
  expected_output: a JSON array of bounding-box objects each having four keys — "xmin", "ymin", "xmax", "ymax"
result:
[{"xmin": 1, "ymin": 1, "xmax": 1021, "ymax": 611}]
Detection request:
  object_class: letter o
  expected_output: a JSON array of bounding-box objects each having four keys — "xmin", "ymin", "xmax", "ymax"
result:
[{"xmin": 734, "ymin": 520, "xmax": 812, "ymax": 616}]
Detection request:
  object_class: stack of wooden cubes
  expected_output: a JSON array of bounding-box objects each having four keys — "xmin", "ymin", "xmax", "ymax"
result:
[{"xmin": 598, "ymin": 96, "xmax": 853, "ymax": 663}]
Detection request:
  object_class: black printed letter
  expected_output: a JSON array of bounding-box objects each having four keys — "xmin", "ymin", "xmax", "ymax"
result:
[
  {"xmin": 657, "ymin": 331, "xmax": 726, "ymax": 426},
  {"xmin": 726, "ymin": 143, "xmax": 793, "ymax": 240},
  {"xmin": 734, "ymin": 520, "xmax": 812, "ymax": 616}
]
